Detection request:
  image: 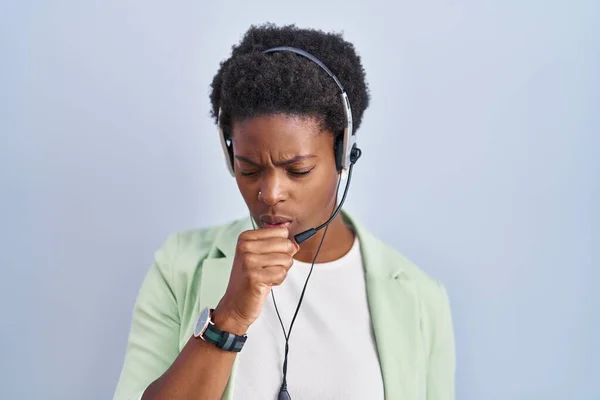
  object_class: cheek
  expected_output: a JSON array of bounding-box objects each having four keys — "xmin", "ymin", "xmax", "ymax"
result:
[
  {"xmin": 235, "ymin": 177, "xmax": 255, "ymax": 204},
  {"xmin": 308, "ymin": 167, "xmax": 340, "ymax": 206}
]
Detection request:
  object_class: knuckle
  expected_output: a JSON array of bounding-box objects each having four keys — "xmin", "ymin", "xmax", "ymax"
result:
[
  {"xmin": 247, "ymin": 269, "xmax": 261, "ymax": 285},
  {"xmin": 237, "ymin": 232, "xmax": 248, "ymax": 243},
  {"xmin": 274, "ymin": 268, "xmax": 288, "ymax": 284},
  {"xmin": 237, "ymin": 240, "xmax": 252, "ymax": 254},
  {"xmin": 275, "ymin": 237, "xmax": 292, "ymax": 251},
  {"xmin": 243, "ymin": 253, "xmax": 258, "ymax": 266},
  {"xmin": 285, "ymin": 257, "xmax": 294, "ymax": 268},
  {"xmin": 279, "ymin": 253, "xmax": 293, "ymax": 265},
  {"xmin": 240, "ymin": 229, "xmax": 254, "ymax": 237},
  {"xmin": 278, "ymin": 268, "xmax": 288, "ymax": 280}
]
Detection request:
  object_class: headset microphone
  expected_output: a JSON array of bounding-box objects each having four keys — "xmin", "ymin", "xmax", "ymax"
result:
[{"xmin": 293, "ymin": 145, "xmax": 362, "ymax": 244}]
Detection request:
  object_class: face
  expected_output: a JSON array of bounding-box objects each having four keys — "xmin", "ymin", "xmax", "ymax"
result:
[{"xmin": 231, "ymin": 114, "xmax": 339, "ymax": 238}]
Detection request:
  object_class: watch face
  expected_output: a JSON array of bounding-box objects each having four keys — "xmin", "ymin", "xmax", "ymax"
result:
[{"xmin": 194, "ymin": 307, "xmax": 211, "ymax": 338}]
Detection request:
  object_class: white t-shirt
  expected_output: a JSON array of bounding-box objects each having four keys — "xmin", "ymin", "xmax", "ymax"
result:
[{"xmin": 233, "ymin": 236, "xmax": 385, "ymax": 400}]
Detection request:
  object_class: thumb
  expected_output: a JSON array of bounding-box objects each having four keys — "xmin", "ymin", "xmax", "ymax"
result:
[{"xmin": 289, "ymin": 234, "xmax": 300, "ymax": 254}]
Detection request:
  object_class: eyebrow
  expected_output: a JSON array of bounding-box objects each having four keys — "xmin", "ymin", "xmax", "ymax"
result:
[{"xmin": 235, "ymin": 154, "xmax": 317, "ymax": 167}]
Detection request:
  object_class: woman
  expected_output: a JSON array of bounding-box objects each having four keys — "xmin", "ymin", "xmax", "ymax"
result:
[{"xmin": 113, "ymin": 23, "xmax": 455, "ymax": 400}]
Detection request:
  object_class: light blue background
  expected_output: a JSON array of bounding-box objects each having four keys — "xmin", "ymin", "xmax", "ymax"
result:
[{"xmin": 1, "ymin": 1, "xmax": 598, "ymax": 399}]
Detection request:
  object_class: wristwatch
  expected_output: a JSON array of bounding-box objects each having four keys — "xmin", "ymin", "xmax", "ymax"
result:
[{"xmin": 193, "ymin": 306, "xmax": 248, "ymax": 352}]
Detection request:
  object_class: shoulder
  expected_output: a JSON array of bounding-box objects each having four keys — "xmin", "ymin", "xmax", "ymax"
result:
[
  {"xmin": 350, "ymin": 213, "xmax": 452, "ymax": 327},
  {"xmin": 350, "ymin": 213, "xmax": 448, "ymax": 299},
  {"xmin": 371, "ymin": 233, "xmax": 449, "ymax": 301}
]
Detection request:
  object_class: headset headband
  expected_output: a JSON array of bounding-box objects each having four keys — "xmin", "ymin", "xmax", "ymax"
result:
[{"xmin": 262, "ymin": 46, "xmax": 346, "ymax": 92}]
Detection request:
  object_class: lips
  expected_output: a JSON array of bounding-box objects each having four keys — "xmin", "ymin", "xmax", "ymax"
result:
[{"xmin": 260, "ymin": 215, "xmax": 293, "ymax": 228}]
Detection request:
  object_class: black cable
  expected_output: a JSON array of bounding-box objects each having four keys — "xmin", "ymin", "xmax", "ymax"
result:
[
  {"xmin": 249, "ymin": 148, "xmax": 360, "ymax": 399},
  {"xmin": 271, "ymin": 173, "xmax": 343, "ymax": 399}
]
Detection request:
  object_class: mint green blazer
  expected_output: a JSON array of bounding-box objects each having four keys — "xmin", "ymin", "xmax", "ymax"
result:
[{"xmin": 113, "ymin": 211, "xmax": 456, "ymax": 400}]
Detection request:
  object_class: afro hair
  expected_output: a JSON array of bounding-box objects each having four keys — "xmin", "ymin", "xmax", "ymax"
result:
[{"xmin": 209, "ymin": 23, "xmax": 370, "ymax": 139}]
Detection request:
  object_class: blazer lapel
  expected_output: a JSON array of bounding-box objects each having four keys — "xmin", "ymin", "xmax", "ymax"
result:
[
  {"xmin": 350, "ymin": 215, "xmax": 422, "ymax": 400},
  {"xmin": 197, "ymin": 257, "xmax": 235, "ymax": 314},
  {"xmin": 196, "ymin": 216, "xmax": 250, "ymax": 316}
]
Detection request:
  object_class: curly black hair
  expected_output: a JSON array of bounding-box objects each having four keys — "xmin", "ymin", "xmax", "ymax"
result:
[{"xmin": 209, "ymin": 23, "xmax": 370, "ymax": 139}]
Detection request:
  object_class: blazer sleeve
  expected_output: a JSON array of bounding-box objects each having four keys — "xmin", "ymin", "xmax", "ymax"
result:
[
  {"xmin": 427, "ymin": 281, "xmax": 456, "ymax": 400},
  {"xmin": 112, "ymin": 233, "xmax": 181, "ymax": 400}
]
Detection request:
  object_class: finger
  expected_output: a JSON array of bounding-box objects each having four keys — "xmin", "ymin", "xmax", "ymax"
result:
[
  {"xmin": 240, "ymin": 227, "xmax": 289, "ymax": 241},
  {"xmin": 238, "ymin": 237, "xmax": 297, "ymax": 256},
  {"xmin": 244, "ymin": 253, "xmax": 294, "ymax": 271},
  {"xmin": 256, "ymin": 266, "xmax": 290, "ymax": 286}
]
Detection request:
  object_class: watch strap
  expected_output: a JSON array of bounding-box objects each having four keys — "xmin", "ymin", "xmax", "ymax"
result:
[{"xmin": 203, "ymin": 311, "xmax": 247, "ymax": 352}]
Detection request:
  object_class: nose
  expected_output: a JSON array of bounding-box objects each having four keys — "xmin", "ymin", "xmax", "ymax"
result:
[{"xmin": 258, "ymin": 172, "xmax": 287, "ymax": 206}]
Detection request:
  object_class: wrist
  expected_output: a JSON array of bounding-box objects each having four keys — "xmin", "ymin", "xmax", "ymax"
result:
[{"xmin": 212, "ymin": 306, "xmax": 251, "ymax": 336}]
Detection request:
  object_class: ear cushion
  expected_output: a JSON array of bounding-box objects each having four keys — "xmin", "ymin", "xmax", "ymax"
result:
[
  {"xmin": 226, "ymin": 143, "xmax": 234, "ymax": 172},
  {"xmin": 334, "ymin": 134, "xmax": 344, "ymax": 171}
]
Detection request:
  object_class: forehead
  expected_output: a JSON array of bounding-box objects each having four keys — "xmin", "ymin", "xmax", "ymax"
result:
[{"xmin": 231, "ymin": 114, "xmax": 328, "ymax": 150}]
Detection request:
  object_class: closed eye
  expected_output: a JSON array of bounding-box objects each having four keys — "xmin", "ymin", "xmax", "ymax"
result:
[
  {"xmin": 240, "ymin": 170, "xmax": 259, "ymax": 177},
  {"xmin": 288, "ymin": 166, "xmax": 315, "ymax": 176},
  {"xmin": 239, "ymin": 166, "xmax": 316, "ymax": 177}
]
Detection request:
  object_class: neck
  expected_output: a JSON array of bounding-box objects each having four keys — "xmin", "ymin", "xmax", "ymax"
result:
[{"xmin": 293, "ymin": 213, "xmax": 355, "ymax": 264}]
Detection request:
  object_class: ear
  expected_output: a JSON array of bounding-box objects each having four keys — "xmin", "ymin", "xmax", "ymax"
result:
[{"xmin": 334, "ymin": 133, "xmax": 344, "ymax": 171}]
